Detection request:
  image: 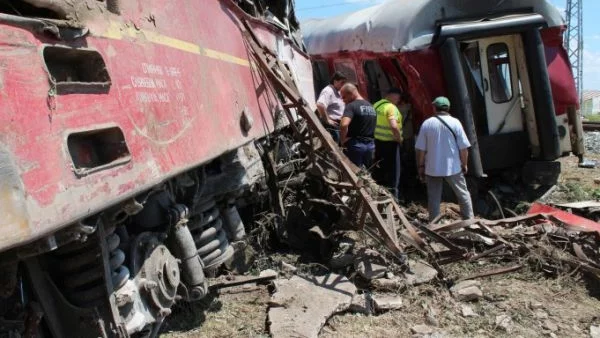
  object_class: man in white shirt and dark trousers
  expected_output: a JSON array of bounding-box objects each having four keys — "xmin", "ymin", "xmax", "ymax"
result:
[
  {"xmin": 316, "ymin": 71, "xmax": 347, "ymax": 144},
  {"xmin": 415, "ymin": 97, "xmax": 474, "ymax": 222}
]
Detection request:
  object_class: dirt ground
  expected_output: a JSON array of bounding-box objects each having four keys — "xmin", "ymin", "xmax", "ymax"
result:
[
  {"xmin": 162, "ymin": 287, "xmax": 271, "ymax": 338},
  {"xmin": 162, "ymin": 267, "xmax": 600, "ymax": 338},
  {"xmin": 322, "ymin": 273, "xmax": 600, "ymax": 338},
  {"xmin": 161, "ymin": 154, "xmax": 600, "ymax": 338}
]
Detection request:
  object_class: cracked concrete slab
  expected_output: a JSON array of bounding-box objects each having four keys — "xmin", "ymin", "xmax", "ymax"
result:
[{"xmin": 268, "ymin": 273, "xmax": 357, "ymax": 338}]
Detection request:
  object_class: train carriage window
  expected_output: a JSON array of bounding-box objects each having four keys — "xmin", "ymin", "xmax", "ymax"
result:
[
  {"xmin": 390, "ymin": 59, "xmax": 409, "ymax": 90},
  {"xmin": 312, "ymin": 60, "xmax": 330, "ymax": 97},
  {"xmin": 486, "ymin": 43, "xmax": 513, "ymax": 103},
  {"xmin": 333, "ymin": 60, "xmax": 357, "ymax": 84},
  {"xmin": 462, "ymin": 44, "xmax": 484, "ymax": 96},
  {"xmin": 461, "ymin": 42, "xmax": 488, "ymax": 135},
  {"xmin": 363, "ymin": 60, "xmax": 391, "ymax": 102}
]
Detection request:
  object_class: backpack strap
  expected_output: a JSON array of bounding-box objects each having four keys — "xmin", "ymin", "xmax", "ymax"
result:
[{"xmin": 434, "ymin": 115, "xmax": 459, "ymax": 150}]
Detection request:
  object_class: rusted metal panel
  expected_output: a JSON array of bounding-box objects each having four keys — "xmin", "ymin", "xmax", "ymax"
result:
[{"xmin": 0, "ymin": 1, "xmax": 314, "ymax": 252}]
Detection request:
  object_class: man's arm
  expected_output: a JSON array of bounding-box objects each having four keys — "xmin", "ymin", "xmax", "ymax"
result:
[
  {"xmin": 460, "ymin": 148, "xmax": 469, "ymax": 174},
  {"xmin": 455, "ymin": 121, "xmax": 471, "ymax": 174},
  {"xmin": 340, "ymin": 117, "xmax": 351, "ymax": 146},
  {"xmin": 317, "ymin": 103, "xmax": 328, "ymax": 120},
  {"xmin": 414, "ymin": 121, "xmax": 427, "ymax": 181},
  {"xmin": 416, "ymin": 149, "xmax": 426, "ymax": 180},
  {"xmin": 386, "ymin": 106, "xmax": 402, "ymax": 143},
  {"xmin": 389, "ymin": 118, "xmax": 402, "ymax": 143},
  {"xmin": 316, "ymin": 89, "xmax": 338, "ymax": 126}
]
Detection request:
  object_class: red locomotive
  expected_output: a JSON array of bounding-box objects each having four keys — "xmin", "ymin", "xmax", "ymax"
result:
[{"xmin": 0, "ymin": 0, "xmax": 313, "ymax": 336}]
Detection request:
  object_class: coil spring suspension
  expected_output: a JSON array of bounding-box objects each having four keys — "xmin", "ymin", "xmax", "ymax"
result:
[
  {"xmin": 106, "ymin": 226, "xmax": 130, "ymax": 290},
  {"xmin": 189, "ymin": 200, "xmax": 234, "ymax": 269},
  {"xmin": 54, "ymin": 222, "xmax": 130, "ymax": 307}
]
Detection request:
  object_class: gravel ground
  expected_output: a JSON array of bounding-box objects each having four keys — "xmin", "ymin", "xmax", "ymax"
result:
[{"xmin": 585, "ymin": 131, "xmax": 600, "ymax": 154}]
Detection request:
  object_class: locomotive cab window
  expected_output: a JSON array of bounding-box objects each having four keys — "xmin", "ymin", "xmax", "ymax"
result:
[
  {"xmin": 333, "ymin": 60, "xmax": 357, "ymax": 84},
  {"xmin": 486, "ymin": 43, "xmax": 513, "ymax": 103},
  {"xmin": 312, "ymin": 60, "xmax": 330, "ymax": 97},
  {"xmin": 363, "ymin": 60, "xmax": 391, "ymax": 102}
]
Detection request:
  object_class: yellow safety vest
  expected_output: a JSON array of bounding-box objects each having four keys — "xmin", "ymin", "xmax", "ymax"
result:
[{"xmin": 374, "ymin": 99, "xmax": 402, "ymax": 142}]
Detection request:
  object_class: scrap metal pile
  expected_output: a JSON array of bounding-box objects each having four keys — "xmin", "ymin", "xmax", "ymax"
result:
[
  {"xmin": 408, "ymin": 211, "xmax": 600, "ymax": 283},
  {"xmin": 237, "ymin": 11, "xmax": 600, "ymax": 287},
  {"xmin": 268, "ymin": 160, "xmax": 600, "ymax": 288}
]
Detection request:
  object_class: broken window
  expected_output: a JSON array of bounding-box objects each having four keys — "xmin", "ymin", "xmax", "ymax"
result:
[
  {"xmin": 312, "ymin": 60, "xmax": 330, "ymax": 98},
  {"xmin": 0, "ymin": 0, "xmax": 62, "ymax": 18},
  {"xmin": 43, "ymin": 46, "xmax": 111, "ymax": 95},
  {"xmin": 0, "ymin": 0, "xmax": 119, "ymax": 20},
  {"xmin": 236, "ymin": 0, "xmax": 304, "ymax": 50},
  {"xmin": 363, "ymin": 60, "xmax": 391, "ymax": 103},
  {"xmin": 68, "ymin": 127, "xmax": 131, "ymax": 177},
  {"xmin": 334, "ymin": 61, "xmax": 357, "ymax": 85},
  {"xmin": 462, "ymin": 43, "xmax": 484, "ymax": 97},
  {"xmin": 461, "ymin": 42, "xmax": 488, "ymax": 135}
]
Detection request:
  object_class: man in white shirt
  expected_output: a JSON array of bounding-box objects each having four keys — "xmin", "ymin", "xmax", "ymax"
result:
[
  {"xmin": 415, "ymin": 97, "xmax": 474, "ymax": 221},
  {"xmin": 316, "ymin": 71, "xmax": 347, "ymax": 143}
]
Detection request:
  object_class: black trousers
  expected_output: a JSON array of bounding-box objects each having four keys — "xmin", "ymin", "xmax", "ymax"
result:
[{"xmin": 374, "ymin": 140, "xmax": 401, "ymax": 199}]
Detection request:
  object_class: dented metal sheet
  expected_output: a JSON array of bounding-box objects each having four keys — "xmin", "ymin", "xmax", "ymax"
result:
[
  {"xmin": 302, "ymin": 0, "xmax": 563, "ymax": 54},
  {"xmin": 528, "ymin": 203, "xmax": 600, "ymax": 233},
  {"xmin": 0, "ymin": 0, "xmax": 315, "ymax": 252}
]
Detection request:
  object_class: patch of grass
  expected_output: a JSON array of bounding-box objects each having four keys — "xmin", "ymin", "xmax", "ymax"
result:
[
  {"xmin": 585, "ymin": 114, "xmax": 600, "ymax": 122},
  {"xmin": 592, "ymin": 188, "xmax": 600, "ymax": 200},
  {"xmin": 556, "ymin": 182, "xmax": 595, "ymax": 202},
  {"xmin": 514, "ymin": 202, "xmax": 531, "ymax": 215}
]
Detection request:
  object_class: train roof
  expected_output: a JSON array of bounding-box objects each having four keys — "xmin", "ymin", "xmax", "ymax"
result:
[{"xmin": 302, "ymin": 0, "xmax": 564, "ymax": 55}]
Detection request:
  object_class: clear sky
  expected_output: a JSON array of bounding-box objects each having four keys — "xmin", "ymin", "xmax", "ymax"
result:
[{"xmin": 295, "ymin": 0, "xmax": 600, "ymax": 90}]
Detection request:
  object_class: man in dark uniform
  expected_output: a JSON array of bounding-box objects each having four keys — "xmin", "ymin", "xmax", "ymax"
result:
[{"xmin": 339, "ymin": 83, "xmax": 377, "ymax": 168}]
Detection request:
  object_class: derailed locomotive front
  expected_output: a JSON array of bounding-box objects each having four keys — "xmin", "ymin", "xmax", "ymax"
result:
[{"xmin": 0, "ymin": 0, "xmax": 313, "ymax": 336}]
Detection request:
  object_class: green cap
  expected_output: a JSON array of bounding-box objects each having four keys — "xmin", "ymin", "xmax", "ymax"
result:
[{"xmin": 432, "ymin": 96, "xmax": 451, "ymax": 109}]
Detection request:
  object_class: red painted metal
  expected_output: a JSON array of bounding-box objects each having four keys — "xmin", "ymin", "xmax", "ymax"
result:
[
  {"xmin": 542, "ymin": 26, "xmax": 580, "ymax": 113},
  {"xmin": 310, "ymin": 26, "xmax": 578, "ymax": 131},
  {"xmin": 528, "ymin": 203, "xmax": 600, "ymax": 233},
  {"xmin": 0, "ymin": 1, "xmax": 314, "ymax": 252}
]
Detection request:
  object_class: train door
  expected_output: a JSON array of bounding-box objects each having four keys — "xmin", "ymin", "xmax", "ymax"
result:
[
  {"xmin": 459, "ymin": 34, "xmax": 540, "ymax": 171},
  {"xmin": 477, "ymin": 35, "xmax": 525, "ymax": 135}
]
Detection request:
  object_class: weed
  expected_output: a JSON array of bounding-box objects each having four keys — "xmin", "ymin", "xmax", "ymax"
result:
[
  {"xmin": 592, "ymin": 188, "xmax": 600, "ymax": 200},
  {"xmin": 585, "ymin": 114, "xmax": 600, "ymax": 122}
]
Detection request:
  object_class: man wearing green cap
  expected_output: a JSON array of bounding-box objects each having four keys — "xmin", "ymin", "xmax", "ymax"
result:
[{"xmin": 415, "ymin": 96, "xmax": 474, "ymax": 221}]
